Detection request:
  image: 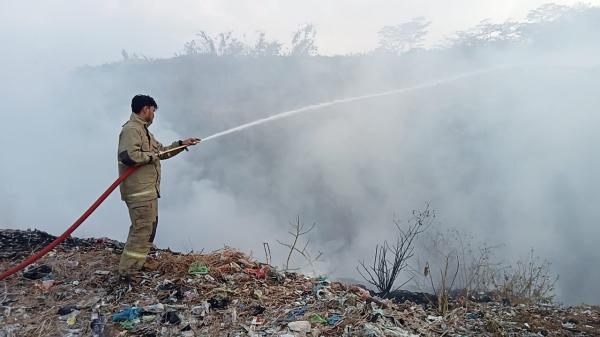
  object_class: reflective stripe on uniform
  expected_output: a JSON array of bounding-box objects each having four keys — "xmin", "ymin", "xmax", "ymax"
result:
[
  {"xmin": 127, "ymin": 189, "xmax": 155, "ymax": 198},
  {"xmin": 122, "ymin": 249, "xmax": 147, "ymax": 260}
]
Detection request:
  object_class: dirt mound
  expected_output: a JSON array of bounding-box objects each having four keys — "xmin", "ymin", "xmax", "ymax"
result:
[{"xmin": 1, "ymin": 229, "xmax": 599, "ymax": 336}]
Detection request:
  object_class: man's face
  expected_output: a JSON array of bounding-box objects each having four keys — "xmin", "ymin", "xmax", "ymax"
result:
[{"xmin": 140, "ymin": 106, "xmax": 156, "ymax": 123}]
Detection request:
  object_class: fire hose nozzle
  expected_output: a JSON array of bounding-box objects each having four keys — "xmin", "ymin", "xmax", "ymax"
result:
[{"xmin": 158, "ymin": 139, "xmax": 201, "ymax": 157}]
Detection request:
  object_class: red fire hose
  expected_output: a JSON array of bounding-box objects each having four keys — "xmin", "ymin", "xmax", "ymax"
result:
[{"xmin": 0, "ymin": 166, "xmax": 139, "ymax": 281}]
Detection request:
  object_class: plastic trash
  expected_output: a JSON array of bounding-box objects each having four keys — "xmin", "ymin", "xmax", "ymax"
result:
[
  {"xmin": 371, "ymin": 308, "xmax": 385, "ymax": 321},
  {"xmin": 144, "ymin": 303, "xmax": 165, "ymax": 313},
  {"xmin": 58, "ymin": 306, "xmax": 76, "ymax": 316},
  {"xmin": 309, "ymin": 314, "xmax": 327, "ymax": 324},
  {"xmin": 161, "ymin": 311, "xmax": 181, "ymax": 325},
  {"xmin": 243, "ymin": 266, "xmax": 268, "ymax": 279},
  {"xmin": 142, "ymin": 314, "xmax": 156, "ymax": 322},
  {"xmin": 327, "ymin": 313, "xmax": 342, "ymax": 326},
  {"xmin": 157, "ymin": 280, "xmax": 177, "ymax": 291},
  {"xmin": 253, "ymin": 289, "xmax": 264, "ymax": 300},
  {"xmin": 251, "ymin": 316, "xmax": 266, "ymax": 325},
  {"xmin": 112, "ymin": 307, "xmax": 141, "ymax": 322},
  {"xmin": 251, "ymin": 305, "xmax": 266, "ymax": 316},
  {"xmin": 23, "ymin": 265, "xmax": 52, "ymax": 280},
  {"xmin": 314, "ymin": 276, "xmax": 333, "ymax": 299},
  {"xmin": 90, "ymin": 312, "xmax": 105, "ymax": 337},
  {"xmin": 66, "ymin": 260, "xmax": 79, "ymax": 268},
  {"xmin": 59, "ymin": 310, "xmax": 76, "ymax": 320},
  {"xmin": 36, "ymin": 279, "xmax": 55, "ymax": 290},
  {"xmin": 285, "ymin": 305, "xmax": 308, "ymax": 321},
  {"xmin": 184, "ymin": 289, "xmax": 199, "ymax": 300},
  {"xmin": 119, "ymin": 320, "xmax": 134, "ymax": 330},
  {"xmin": 188, "ymin": 261, "xmax": 209, "ymax": 275},
  {"xmin": 426, "ymin": 315, "xmax": 442, "ymax": 322},
  {"xmin": 465, "ymin": 312, "xmax": 481, "ymax": 320},
  {"xmin": 363, "ymin": 323, "xmax": 418, "ymax": 337},
  {"xmin": 288, "ymin": 320, "xmax": 311, "ymax": 333},
  {"xmin": 208, "ymin": 296, "xmax": 230, "ymax": 309},
  {"xmin": 192, "ymin": 301, "xmax": 210, "ymax": 316},
  {"xmin": 63, "ymin": 328, "xmax": 82, "ymax": 337},
  {"xmin": 66, "ymin": 311, "xmax": 79, "ymax": 326}
]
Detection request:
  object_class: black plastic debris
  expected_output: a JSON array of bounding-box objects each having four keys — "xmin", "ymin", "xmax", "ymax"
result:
[
  {"xmin": 0, "ymin": 229, "xmax": 98, "ymax": 259},
  {"xmin": 251, "ymin": 305, "xmax": 266, "ymax": 316},
  {"xmin": 208, "ymin": 296, "xmax": 230, "ymax": 309},
  {"xmin": 90, "ymin": 312, "xmax": 106, "ymax": 336},
  {"xmin": 57, "ymin": 305, "xmax": 76, "ymax": 316},
  {"xmin": 389, "ymin": 290, "xmax": 436, "ymax": 306},
  {"xmin": 23, "ymin": 265, "xmax": 52, "ymax": 280},
  {"xmin": 161, "ymin": 311, "xmax": 181, "ymax": 325},
  {"xmin": 158, "ymin": 282, "xmax": 177, "ymax": 291}
]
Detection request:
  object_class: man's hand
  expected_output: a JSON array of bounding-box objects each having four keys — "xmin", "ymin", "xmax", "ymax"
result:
[
  {"xmin": 148, "ymin": 151, "xmax": 160, "ymax": 164},
  {"xmin": 181, "ymin": 138, "xmax": 201, "ymax": 146}
]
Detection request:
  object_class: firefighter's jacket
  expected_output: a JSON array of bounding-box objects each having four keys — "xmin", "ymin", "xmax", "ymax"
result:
[{"xmin": 118, "ymin": 113, "xmax": 184, "ymax": 202}]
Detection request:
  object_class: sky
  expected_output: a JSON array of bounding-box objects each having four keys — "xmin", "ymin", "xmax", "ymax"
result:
[{"xmin": 2, "ymin": 0, "xmax": 599, "ymax": 69}]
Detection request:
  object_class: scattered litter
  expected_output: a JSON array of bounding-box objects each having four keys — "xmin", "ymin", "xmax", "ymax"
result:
[
  {"xmin": 161, "ymin": 311, "xmax": 181, "ymax": 325},
  {"xmin": 58, "ymin": 306, "xmax": 76, "ymax": 316},
  {"xmin": 144, "ymin": 303, "xmax": 165, "ymax": 313},
  {"xmin": 66, "ymin": 311, "xmax": 79, "ymax": 326},
  {"xmin": 327, "ymin": 313, "xmax": 342, "ymax": 326},
  {"xmin": 112, "ymin": 307, "xmax": 141, "ymax": 322},
  {"xmin": 63, "ymin": 328, "xmax": 82, "ymax": 337},
  {"xmin": 119, "ymin": 320, "xmax": 134, "ymax": 330},
  {"xmin": 426, "ymin": 315, "xmax": 442, "ymax": 322},
  {"xmin": 251, "ymin": 305, "xmax": 266, "ymax": 316},
  {"xmin": 310, "ymin": 314, "xmax": 327, "ymax": 324},
  {"xmin": 2, "ymin": 229, "xmax": 599, "ymax": 337},
  {"xmin": 288, "ymin": 320, "xmax": 311, "ymax": 333},
  {"xmin": 244, "ymin": 266, "xmax": 269, "ymax": 279},
  {"xmin": 90, "ymin": 312, "xmax": 105, "ymax": 337},
  {"xmin": 36, "ymin": 278, "xmax": 55, "ymax": 290},
  {"xmin": 22, "ymin": 264, "xmax": 52, "ymax": 280},
  {"xmin": 208, "ymin": 296, "xmax": 230, "ymax": 309},
  {"xmin": 252, "ymin": 316, "xmax": 266, "ymax": 325},
  {"xmin": 66, "ymin": 260, "xmax": 79, "ymax": 268},
  {"xmin": 562, "ymin": 320, "xmax": 577, "ymax": 330},
  {"xmin": 191, "ymin": 301, "xmax": 210, "ymax": 316},
  {"xmin": 188, "ymin": 261, "xmax": 209, "ymax": 275},
  {"xmin": 285, "ymin": 305, "xmax": 308, "ymax": 321}
]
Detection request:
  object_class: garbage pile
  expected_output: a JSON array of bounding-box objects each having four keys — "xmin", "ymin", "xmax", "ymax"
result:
[{"xmin": 1, "ymin": 229, "xmax": 599, "ymax": 337}]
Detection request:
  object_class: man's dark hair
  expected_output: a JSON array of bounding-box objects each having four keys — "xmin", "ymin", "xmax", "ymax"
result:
[{"xmin": 131, "ymin": 95, "xmax": 158, "ymax": 114}]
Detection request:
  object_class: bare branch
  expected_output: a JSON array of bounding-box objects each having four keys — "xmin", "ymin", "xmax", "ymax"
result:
[{"xmin": 357, "ymin": 206, "xmax": 432, "ymax": 297}]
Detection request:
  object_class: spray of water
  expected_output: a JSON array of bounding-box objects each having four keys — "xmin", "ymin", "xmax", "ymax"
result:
[{"xmin": 200, "ymin": 67, "xmax": 506, "ymax": 142}]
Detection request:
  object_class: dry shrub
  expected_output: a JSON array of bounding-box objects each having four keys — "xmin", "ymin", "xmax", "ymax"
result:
[{"xmin": 497, "ymin": 248, "xmax": 558, "ymax": 304}]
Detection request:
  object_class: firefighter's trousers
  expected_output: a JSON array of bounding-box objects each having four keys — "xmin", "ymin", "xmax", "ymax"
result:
[{"xmin": 118, "ymin": 199, "xmax": 158, "ymax": 275}]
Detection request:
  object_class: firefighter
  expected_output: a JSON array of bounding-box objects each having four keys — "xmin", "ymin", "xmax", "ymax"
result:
[{"xmin": 117, "ymin": 94, "xmax": 199, "ymax": 279}]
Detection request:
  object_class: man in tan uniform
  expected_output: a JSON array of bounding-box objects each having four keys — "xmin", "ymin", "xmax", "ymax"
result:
[{"xmin": 117, "ymin": 95, "xmax": 199, "ymax": 278}]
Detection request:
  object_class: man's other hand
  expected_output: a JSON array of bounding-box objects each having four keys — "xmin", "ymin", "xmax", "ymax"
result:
[{"xmin": 182, "ymin": 138, "xmax": 201, "ymax": 146}]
